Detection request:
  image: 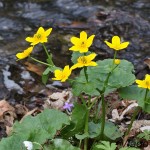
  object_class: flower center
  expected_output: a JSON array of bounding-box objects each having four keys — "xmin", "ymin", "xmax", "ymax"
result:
[
  {"xmin": 36, "ymin": 34, "xmax": 42, "ymax": 39},
  {"xmin": 81, "ymin": 41, "xmax": 86, "ymax": 48},
  {"xmin": 81, "ymin": 57, "xmax": 87, "ymax": 64}
]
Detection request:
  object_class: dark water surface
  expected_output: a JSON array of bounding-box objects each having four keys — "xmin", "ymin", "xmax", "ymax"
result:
[{"xmin": 0, "ymin": 0, "xmax": 149, "ymax": 102}]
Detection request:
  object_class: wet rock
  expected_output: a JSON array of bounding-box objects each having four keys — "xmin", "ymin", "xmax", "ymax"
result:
[{"xmin": 91, "ymin": 10, "xmax": 150, "ymax": 74}]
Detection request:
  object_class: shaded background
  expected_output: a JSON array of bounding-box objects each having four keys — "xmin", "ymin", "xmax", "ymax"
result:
[{"xmin": 0, "ymin": 0, "xmax": 149, "ymax": 105}]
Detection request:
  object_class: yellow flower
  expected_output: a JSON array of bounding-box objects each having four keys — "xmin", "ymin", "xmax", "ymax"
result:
[
  {"xmin": 105, "ymin": 36, "xmax": 129, "ymax": 51},
  {"xmin": 52, "ymin": 65, "xmax": 71, "ymax": 82},
  {"xmin": 26, "ymin": 27, "xmax": 52, "ymax": 46},
  {"xmin": 136, "ymin": 74, "xmax": 150, "ymax": 89},
  {"xmin": 69, "ymin": 31, "xmax": 95, "ymax": 53},
  {"xmin": 16, "ymin": 47, "xmax": 33, "ymax": 60},
  {"xmin": 71, "ymin": 53, "xmax": 97, "ymax": 70},
  {"xmin": 114, "ymin": 59, "xmax": 121, "ymax": 65}
]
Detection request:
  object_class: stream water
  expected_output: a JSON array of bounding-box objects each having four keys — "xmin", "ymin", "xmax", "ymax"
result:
[{"xmin": 0, "ymin": 0, "xmax": 149, "ymax": 103}]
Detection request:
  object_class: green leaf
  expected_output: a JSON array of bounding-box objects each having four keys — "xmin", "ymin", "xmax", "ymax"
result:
[
  {"xmin": 0, "ymin": 135, "xmax": 24, "ymax": 150},
  {"xmin": 44, "ymin": 139, "xmax": 80, "ymax": 150},
  {"xmin": 75, "ymin": 133, "xmax": 89, "ymax": 140},
  {"xmin": 61, "ymin": 103, "xmax": 87, "ymax": 138},
  {"xmin": 72, "ymin": 74, "xmax": 100, "ymax": 96},
  {"xmin": 88, "ymin": 122, "xmax": 101, "ymax": 138},
  {"xmin": 137, "ymin": 130, "xmax": 150, "ymax": 141},
  {"xmin": 119, "ymin": 147, "xmax": 140, "ymax": 150},
  {"xmin": 119, "ymin": 85, "xmax": 150, "ymax": 113},
  {"xmin": 71, "ymin": 59, "xmax": 135, "ymax": 96},
  {"xmin": 108, "ymin": 68, "xmax": 135, "ymax": 88},
  {"xmin": 42, "ymin": 67, "xmax": 52, "ymax": 84},
  {"xmin": 88, "ymin": 121, "xmax": 122, "ymax": 140},
  {"xmin": 0, "ymin": 109, "xmax": 70, "ymax": 150},
  {"xmin": 104, "ymin": 121, "xmax": 123, "ymax": 140},
  {"xmin": 93, "ymin": 141, "xmax": 117, "ymax": 150},
  {"xmin": 87, "ymin": 59, "xmax": 135, "ymax": 89}
]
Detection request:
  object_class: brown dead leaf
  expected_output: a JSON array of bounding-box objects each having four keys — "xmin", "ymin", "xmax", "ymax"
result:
[
  {"xmin": 20, "ymin": 107, "xmax": 41, "ymax": 122},
  {"xmin": 144, "ymin": 58, "xmax": 150, "ymax": 68},
  {"xmin": 24, "ymin": 62, "xmax": 45, "ymax": 76},
  {"xmin": 0, "ymin": 100, "xmax": 16, "ymax": 120},
  {"xmin": 5, "ymin": 126, "xmax": 13, "ymax": 136},
  {"xmin": 110, "ymin": 101, "xmax": 138, "ymax": 122},
  {"xmin": 43, "ymin": 90, "xmax": 74, "ymax": 110},
  {"xmin": 0, "ymin": 100, "xmax": 16, "ymax": 133},
  {"xmin": 15, "ymin": 104, "xmax": 28, "ymax": 116}
]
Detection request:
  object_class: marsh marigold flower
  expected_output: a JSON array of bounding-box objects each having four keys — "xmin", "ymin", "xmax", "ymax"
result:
[
  {"xmin": 16, "ymin": 47, "xmax": 33, "ymax": 60},
  {"xmin": 26, "ymin": 27, "xmax": 52, "ymax": 46},
  {"xmin": 52, "ymin": 65, "xmax": 71, "ymax": 82},
  {"xmin": 69, "ymin": 31, "xmax": 95, "ymax": 53},
  {"xmin": 114, "ymin": 59, "xmax": 121, "ymax": 65},
  {"xmin": 136, "ymin": 74, "xmax": 150, "ymax": 89},
  {"xmin": 105, "ymin": 36, "xmax": 129, "ymax": 51},
  {"xmin": 71, "ymin": 53, "xmax": 97, "ymax": 70}
]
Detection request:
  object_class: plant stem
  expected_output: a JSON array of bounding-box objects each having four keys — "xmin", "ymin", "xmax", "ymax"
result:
[
  {"xmin": 84, "ymin": 67, "xmax": 88, "ymax": 82},
  {"xmin": 33, "ymin": 142, "xmax": 43, "ymax": 149},
  {"xmin": 124, "ymin": 106, "xmax": 140, "ymax": 144},
  {"xmin": 84, "ymin": 108, "xmax": 89, "ymax": 150},
  {"xmin": 113, "ymin": 51, "xmax": 117, "ymax": 65},
  {"xmin": 42, "ymin": 43, "xmax": 54, "ymax": 66},
  {"xmin": 96, "ymin": 51, "xmax": 118, "ymax": 139},
  {"xmin": 144, "ymin": 88, "xmax": 149, "ymax": 104},
  {"xmin": 100, "ymin": 93, "xmax": 106, "ymax": 139},
  {"xmin": 29, "ymin": 56, "xmax": 53, "ymax": 67}
]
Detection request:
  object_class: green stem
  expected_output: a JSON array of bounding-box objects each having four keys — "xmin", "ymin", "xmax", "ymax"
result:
[
  {"xmin": 113, "ymin": 51, "xmax": 117, "ymax": 65},
  {"xmin": 42, "ymin": 43, "xmax": 54, "ymax": 66},
  {"xmin": 80, "ymin": 95, "xmax": 87, "ymax": 107},
  {"xmin": 84, "ymin": 67, "xmax": 88, "ymax": 82},
  {"xmin": 95, "ymin": 51, "xmax": 118, "ymax": 139},
  {"xmin": 29, "ymin": 56, "xmax": 53, "ymax": 67},
  {"xmin": 144, "ymin": 88, "xmax": 149, "ymax": 104},
  {"xmin": 124, "ymin": 106, "xmax": 140, "ymax": 138},
  {"xmin": 33, "ymin": 142, "xmax": 43, "ymax": 149},
  {"xmin": 100, "ymin": 93, "xmax": 106, "ymax": 139},
  {"xmin": 84, "ymin": 108, "xmax": 89, "ymax": 150}
]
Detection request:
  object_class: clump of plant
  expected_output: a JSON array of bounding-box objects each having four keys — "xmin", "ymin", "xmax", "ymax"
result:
[{"xmin": 0, "ymin": 27, "xmax": 149, "ymax": 150}]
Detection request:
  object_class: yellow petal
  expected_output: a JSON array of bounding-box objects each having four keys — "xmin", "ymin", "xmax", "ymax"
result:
[
  {"xmin": 86, "ymin": 61, "xmax": 97, "ymax": 66},
  {"xmin": 80, "ymin": 31, "xmax": 87, "ymax": 41},
  {"xmin": 112, "ymin": 36, "xmax": 121, "ymax": 45},
  {"xmin": 71, "ymin": 63, "xmax": 84, "ymax": 69},
  {"xmin": 119, "ymin": 42, "xmax": 129, "ymax": 50},
  {"xmin": 25, "ymin": 37, "xmax": 34, "ymax": 42},
  {"xmin": 70, "ymin": 37, "xmax": 80, "ymax": 45},
  {"xmin": 16, "ymin": 53, "xmax": 26, "ymax": 59},
  {"xmin": 104, "ymin": 41, "xmax": 114, "ymax": 49},
  {"xmin": 135, "ymin": 80, "xmax": 147, "ymax": 89},
  {"xmin": 45, "ymin": 28, "xmax": 52, "ymax": 36},
  {"xmin": 16, "ymin": 47, "xmax": 33, "ymax": 60},
  {"xmin": 86, "ymin": 53, "xmax": 97, "ymax": 61},
  {"xmin": 87, "ymin": 35, "xmax": 95, "ymax": 47},
  {"xmin": 63, "ymin": 65, "xmax": 71, "ymax": 75},
  {"xmin": 69, "ymin": 46, "xmax": 79, "ymax": 51},
  {"xmin": 79, "ymin": 47, "xmax": 88, "ymax": 53},
  {"xmin": 54, "ymin": 70, "xmax": 62, "ymax": 79},
  {"xmin": 37, "ymin": 27, "xmax": 44, "ymax": 35}
]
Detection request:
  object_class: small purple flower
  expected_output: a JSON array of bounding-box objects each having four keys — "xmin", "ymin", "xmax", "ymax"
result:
[{"xmin": 63, "ymin": 102, "xmax": 74, "ymax": 111}]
